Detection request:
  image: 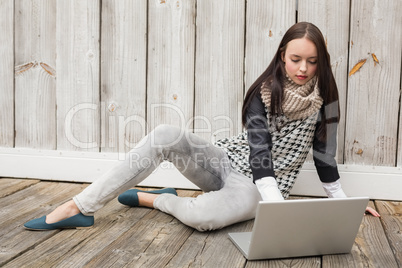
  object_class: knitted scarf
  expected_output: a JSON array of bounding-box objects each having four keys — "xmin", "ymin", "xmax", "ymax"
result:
[{"xmin": 260, "ymin": 76, "xmax": 323, "ymax": 120}]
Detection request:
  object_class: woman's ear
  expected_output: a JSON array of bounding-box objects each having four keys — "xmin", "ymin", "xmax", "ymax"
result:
[{"xmin": 281, "ymin": 52, "xmax": 285, "ymax": 63}]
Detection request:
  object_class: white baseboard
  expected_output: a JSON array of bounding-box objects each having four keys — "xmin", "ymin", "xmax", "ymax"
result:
[{"xmin": 0, "ymin": 148, "xmax": 401, "ymax": 201}]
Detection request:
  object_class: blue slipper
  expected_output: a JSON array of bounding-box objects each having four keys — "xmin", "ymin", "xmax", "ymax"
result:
[
  {"xmin": 118, "ymin": 188, "xmax": 177, "ymax": 207},
  {"xmin": 24, "ymin": 213, "xmax": 94, "ymax": 231}
]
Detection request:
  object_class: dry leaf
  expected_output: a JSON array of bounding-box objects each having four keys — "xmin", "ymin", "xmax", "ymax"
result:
[
  {"xmin": 371, "ymin": 53, "xmax": 379, "ymax": 66},
  {"xmin": 269, "ymin": 30, "xmax": 273, "ymax": 37},
  {"xmin": 349, "ymin": 59, "xmax": 366, "ymax": 76},
  {"xmin": 356, "ymin": 148, "xmax": 363, "ymax": 155}
]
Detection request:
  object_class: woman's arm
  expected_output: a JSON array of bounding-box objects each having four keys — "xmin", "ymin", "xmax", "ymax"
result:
[
  {"xmin": 245, "ymin": 93, "xmax": 275, "ymax": 181},
  {"xmin": 312, "ymin": 116, "xmax": 340, "ymax": 183},
  {"xmin": 313, "ymin": 116, "xmax": 380, "ymax": 216},
  {"xmin": 245, "ymin": 93, "xmax": 283, "ymax": 201}
]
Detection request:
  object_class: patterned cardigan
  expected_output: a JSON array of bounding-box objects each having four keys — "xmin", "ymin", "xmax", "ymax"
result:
[{"xmin": 214, "ymin": 93, "xmax": 340, "ymax": 199}]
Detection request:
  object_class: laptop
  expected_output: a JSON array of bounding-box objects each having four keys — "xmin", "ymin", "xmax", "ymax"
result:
[{"xmin": 228, "ymin": 197, "xmax": 369, "ymax": 260}]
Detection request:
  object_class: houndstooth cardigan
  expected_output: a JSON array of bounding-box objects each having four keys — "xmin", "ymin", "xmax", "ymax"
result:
[{"xmin": 215, "ymin": 90, "xmax": 340, "ymax": 199}]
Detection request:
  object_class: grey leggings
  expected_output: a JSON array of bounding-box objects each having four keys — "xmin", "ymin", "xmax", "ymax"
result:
[{"xmin": 73, "ymin": 124, "xmax": 261, "ymax": 231}]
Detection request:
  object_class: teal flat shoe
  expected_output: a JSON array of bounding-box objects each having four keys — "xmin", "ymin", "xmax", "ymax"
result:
[
  {"xmin": 24, "ymin": 213, "xmax": 94, "ymax": 231},
  {"xmin": 118, "ymin": 188, "xmax": 177, "ymax": 207}
]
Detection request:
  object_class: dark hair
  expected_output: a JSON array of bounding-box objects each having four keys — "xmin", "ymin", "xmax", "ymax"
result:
[{"xmin": 242, "ymin": 22, "xmax": 340, "ymax": 141}]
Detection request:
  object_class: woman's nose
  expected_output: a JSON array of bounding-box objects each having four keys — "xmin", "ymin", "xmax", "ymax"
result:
[{"xmin": 300, "ymin": 61, "xmax": 307, "ymax": 72}]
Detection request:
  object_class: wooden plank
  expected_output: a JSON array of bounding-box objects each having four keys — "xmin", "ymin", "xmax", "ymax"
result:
[
  {"xmin": 14, "ymin": 63, "xmax": 56, "ymax": 149},
  {"xmin": 298, "ymin": 0, "xmax": 350, "ymax": 164},
  {"xmin": 78, "ymin": 209, "xmax": 191, "ymax": 267},
  {"xmin": 245, "ymin": 0, "xmax": 295, "ymax": 90},
  {"xmin": 0, "ymin": 181, "xmax": 87, "ymax": 266},
  {"xmin": 100, "ymin": 0, "xmax": 147, "ymax": 153},
  {"xmin": 322, "ymin": 201, "xmax": 399, "ymax": 268},
  {"xmin": 56, "ymin": 0, "xmax": 101, "ymax": 151},
  {"xmin": 375, "ymin": 200, "xmax": 402, "ymax": 266},
  {"xmin": 398, "ymin": 73, "xmax": 402, "ymax": 167},
  {"xmin": 194, "ymin": 0, "xmax": 245, "ymax": 143},
  {"xmin": 0, "ymin": 0, "xmax": 14, "ymax": 147},
  {"xmin": 14, "ymin": 0, "xmax": 56, "ymax": 149},
  {"xmin": 167, "ymin": 220, "xmax": 253, "ymax": 267},
  {"xmin": 0, "ymin": 178, "xmax": 39, "ymax": 198},
  {"xmin": 147, "ymin": 0, "xmax": 196, "ymax": 131},
  {"xmin": 344, "ymin": 0, "xmax": 402, "ymax": 166},
  {"xmin": 246, "ymin": 257, "xmax": 320, "ymax": 268}
]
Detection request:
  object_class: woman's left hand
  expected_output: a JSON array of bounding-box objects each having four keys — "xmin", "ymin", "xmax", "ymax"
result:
[{"xmin": 365, "ymin": 206, "xmax": 380, "ymax": 217}]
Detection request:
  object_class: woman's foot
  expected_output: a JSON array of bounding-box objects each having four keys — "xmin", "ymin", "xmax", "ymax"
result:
[
  {"xmin": 45, "ymin": 200, "xmax": 81, "ymax": 224},
  {"xmin": 118, "ymin": 188, "xmax": 177, "ymax": 208},
  {"xmin": 137, "ymin": 192, "xmax": 158, "ymax": 208}
]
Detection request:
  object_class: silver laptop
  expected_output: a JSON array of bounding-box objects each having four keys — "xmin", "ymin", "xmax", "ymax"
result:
[{"xmin": 228, "ymin": 197, "xmax": 369, "ymax": 260}]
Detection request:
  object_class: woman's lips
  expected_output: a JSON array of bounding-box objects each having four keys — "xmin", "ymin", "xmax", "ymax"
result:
[{"xmin": 296, "ymin": 75, "xmax": 308, "ymax": 80}]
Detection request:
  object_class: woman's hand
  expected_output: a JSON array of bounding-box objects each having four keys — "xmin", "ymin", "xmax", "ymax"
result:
[{"xmin": 365, "ymin": 206, "xmax": 380, "ymax": 217}]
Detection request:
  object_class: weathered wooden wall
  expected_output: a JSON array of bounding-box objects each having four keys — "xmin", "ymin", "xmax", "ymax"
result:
[{"xmin": 0, "ymin": 0, "xmax": 401, "ymax": 169}]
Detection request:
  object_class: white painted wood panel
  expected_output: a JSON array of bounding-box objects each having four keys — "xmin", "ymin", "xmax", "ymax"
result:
[
  {"xmin": 298, "ymin": 0, "xmax": 350, "ymax": 164},
  {"xmin": 56, "ymin": 0, "xmax": 101, "ymax": 151},
  {"xmin": 245, "ymin": 0, "xmax": 295, "ymax": 90},
  {"xmin": 14, "ymin": 0, "xmax": 56, "ymax": 149},
  {"xmin": 194, "ymin": 0, "xmax": 245, "ymax": 143},
  {"xmin": 147, "ymin": 0, "xmax": 196, "ymax": 132},
  {"xmin": 100, "ymin": 0, "xmax": 147, "ymax": 153},
  {"xmin": 345, "ymin": 0, "xmax": 401, "ymax": 166},
  {"xmin": 399, "ymin": 74, "xmax": 402, "ymax": 167},
  {"xmin": 0, "ymin": 0, "xmax": 14, "ymax": 147}
]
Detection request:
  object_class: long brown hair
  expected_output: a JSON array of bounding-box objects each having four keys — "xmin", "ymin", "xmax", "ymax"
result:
[{"xmin": 242, "ymin": 22, "xmax": 340, "ymax": 141}]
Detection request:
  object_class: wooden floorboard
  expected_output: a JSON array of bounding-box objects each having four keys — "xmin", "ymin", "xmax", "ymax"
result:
[
  {"xmin": 322, "ymin": 201, "xmax": 399, "ymax": 268},
  {"xmin": 375, "ymin": 200, "xmax": 402, "ymax": 267},
  {"xmin": 0, "ymin": 178, "xmax": 39, "ymax": 198},
  {"xmin": 0, "ymin": 178, "xmax": 401, "ymax": 268}
]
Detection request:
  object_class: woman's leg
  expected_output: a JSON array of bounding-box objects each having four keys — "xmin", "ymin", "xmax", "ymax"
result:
[
  {"xmin": 65, "ymin": 124, "xmax": 231, "ymax": 216},
  {"xmin": 154, "ymin": 170, "xmax": 261, "ymax": 232}
]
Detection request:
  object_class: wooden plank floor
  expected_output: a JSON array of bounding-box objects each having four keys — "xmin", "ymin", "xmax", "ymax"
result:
[{"xmin": 0, "ymin": 178, "xmax": 401, "ymax": 268}]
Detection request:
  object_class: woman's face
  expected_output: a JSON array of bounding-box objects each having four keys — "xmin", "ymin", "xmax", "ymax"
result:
[{"xmin": 282, "ymin": 37, "xmax": 318, "ymax": 85}]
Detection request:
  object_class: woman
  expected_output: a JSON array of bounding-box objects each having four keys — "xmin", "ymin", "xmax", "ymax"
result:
[{"xmin": 24, "ymin": 22, "xmax": 379, "ymax": 232}]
